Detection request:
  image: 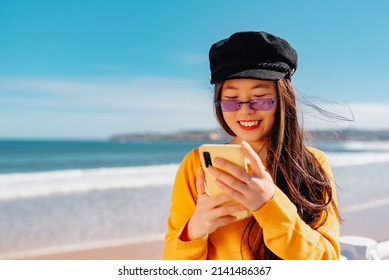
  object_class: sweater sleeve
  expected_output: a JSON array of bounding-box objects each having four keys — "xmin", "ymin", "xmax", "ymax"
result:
[
  {"xmin": 252, "ymin": 148, "xmax": 340, "ymax": 260},
  {"xmin": 163, "ymin": 149, "xmax": 208, "ymax": 259}
]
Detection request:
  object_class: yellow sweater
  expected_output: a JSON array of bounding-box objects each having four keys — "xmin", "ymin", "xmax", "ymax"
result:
[{"xmin": 163, "ymin": 146, "xmax": 340, "ymax": 260}]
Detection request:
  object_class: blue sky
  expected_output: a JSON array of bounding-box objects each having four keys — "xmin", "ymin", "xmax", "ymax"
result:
[{"xmin": 1, "ymin": 0, "xmax": 388, "ymax": 139}]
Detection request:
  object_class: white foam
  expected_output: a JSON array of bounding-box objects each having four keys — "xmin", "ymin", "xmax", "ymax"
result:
[
  {"xmin": 328, "ymin": 152, "xmax": 389, "ymax": 167},
  {"xmin": 320, "ymin": 140, "xmax": 389, "ymax": 167},
  {"xmin": 341, "ymin": 141, "xmax": 389, "ymax": 151},
  {"xmin": 0, "ymin": 164, "xmax": 179, "ymax": 200}
]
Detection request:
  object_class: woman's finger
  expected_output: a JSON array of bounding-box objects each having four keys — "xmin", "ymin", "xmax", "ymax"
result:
[
  {"xmin": 212, "ymin": 157, "xmax": 250, "ymax": 184},
  {"xmin": 204, "ymin": 192, "xmax": 238, "ymax": 209},
  {"xmin": 240, "ymin": 141, "xmax": 267, "ymax": 177},
  {"xmin": 208, "ymin": 165, "xmax": 247, "ymax": 193},
  {"xmin": 196, "ymin": 167, "xmax": 207, "ymax": 197}
]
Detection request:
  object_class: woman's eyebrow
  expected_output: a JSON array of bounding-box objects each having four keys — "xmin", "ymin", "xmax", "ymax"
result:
[
  {"xmin": 250, "ymin": 84, "xmax": 272, "ymax": 90},
  {"xmin": 222, "ymin": 85, "xmax": 239, "ymax": 90}
]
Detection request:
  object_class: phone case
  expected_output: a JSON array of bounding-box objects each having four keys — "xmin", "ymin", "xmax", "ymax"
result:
[{"xmin": 199, "ymin": 144, "xmax": 251, "ymax": 218}]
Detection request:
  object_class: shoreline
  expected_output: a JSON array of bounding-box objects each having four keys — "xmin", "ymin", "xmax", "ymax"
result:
[{"xmin": 5, "ymin": 199, "xmax": 389, "ymax": 260}]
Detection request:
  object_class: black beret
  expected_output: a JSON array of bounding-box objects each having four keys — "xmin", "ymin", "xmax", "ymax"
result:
[{"xmin": 209, "ymin": 31, "xmax": 298, "ymax": 84}]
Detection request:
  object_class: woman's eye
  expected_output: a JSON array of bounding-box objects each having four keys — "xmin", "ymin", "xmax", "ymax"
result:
[{"xmin": 253, "ymin": 93, "xmax": 270, "ymax": 98}]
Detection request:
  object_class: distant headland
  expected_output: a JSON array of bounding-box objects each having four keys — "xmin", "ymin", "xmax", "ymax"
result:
[
  {"xmin": 109, "ymin": 129, "xmax": 389, "ymax": 142},
  {"xmin": 110, "ymin": 129, "xmax": 231, "ymax": 142}
]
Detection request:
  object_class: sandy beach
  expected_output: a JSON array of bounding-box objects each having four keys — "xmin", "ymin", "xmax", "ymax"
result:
[
  {"xmin": 24, "ymin": 239, "xmax": 164, "ymax": 260},
  {"xmin": 12, "ymin": 200, "xmax": 388, "ymax": 260}
]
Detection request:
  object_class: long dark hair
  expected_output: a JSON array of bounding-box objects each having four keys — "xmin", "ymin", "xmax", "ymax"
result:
[{"xmin": 213, "ymin": 79, "xmax": 341, "ymax": 259}]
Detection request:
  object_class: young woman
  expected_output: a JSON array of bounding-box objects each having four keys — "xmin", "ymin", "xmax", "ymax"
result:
[{"xmin": 163, "ymin": 31, "xmax": 341, "ymax": 260}]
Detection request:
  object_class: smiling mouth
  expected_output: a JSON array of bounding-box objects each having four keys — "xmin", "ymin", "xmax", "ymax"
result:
[{"xmin": 239, "ymin": 120, "xmax": 260, "ymax": 127}]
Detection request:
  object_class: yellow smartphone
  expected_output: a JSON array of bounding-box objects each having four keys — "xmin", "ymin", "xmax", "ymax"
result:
[{"xmin": 199, "ymin": 144, "xmax": 251, "ymax": 218}]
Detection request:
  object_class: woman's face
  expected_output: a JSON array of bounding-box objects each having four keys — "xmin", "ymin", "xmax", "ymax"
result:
[{"xmin": 220, "ymin": 79, "xmax": 278, "ymax": 146}]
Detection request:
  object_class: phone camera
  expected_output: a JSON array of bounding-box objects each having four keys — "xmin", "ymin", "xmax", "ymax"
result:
[{"xmin": 203, "ymin": 152, "xmax": 212, "ymax": 168}]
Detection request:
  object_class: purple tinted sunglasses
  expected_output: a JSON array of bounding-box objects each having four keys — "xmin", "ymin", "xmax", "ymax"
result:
[{"xmin": 215, "ymin": 98, "xmax": 277, "ymax": 112}]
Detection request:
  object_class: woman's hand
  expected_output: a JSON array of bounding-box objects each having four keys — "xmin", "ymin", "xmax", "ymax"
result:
[
  {"xmin": 184, "ymin": 168, "xmax": 246, "ymax": 241},
  {"xmin": 208, "ymin": 141, "xmax": 276, "ymax": 212}
]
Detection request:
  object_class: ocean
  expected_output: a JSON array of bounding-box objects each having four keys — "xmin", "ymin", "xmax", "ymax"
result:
[{"xmin": 1, "ymin": 139, "xmax": 389, "ymax": 258}]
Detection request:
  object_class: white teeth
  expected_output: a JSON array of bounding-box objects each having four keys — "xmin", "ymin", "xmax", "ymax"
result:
[{"xmin": 239, "ymin": 121, "xmax": 259, "ymax": 127}]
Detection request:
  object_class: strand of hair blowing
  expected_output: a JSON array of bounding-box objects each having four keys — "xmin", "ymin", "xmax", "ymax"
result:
[{"xmin": 241, "ymin": 79, "xmax": 340, "ymax": 259}]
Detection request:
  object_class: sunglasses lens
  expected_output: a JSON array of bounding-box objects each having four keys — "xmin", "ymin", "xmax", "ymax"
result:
[
  {"xmin": 219, "ymin": 100, "xmax": 240, "ymax": 112},
  {"xmin": 251, "ymin": 99, "xmax": 275, "ymax": 110}
]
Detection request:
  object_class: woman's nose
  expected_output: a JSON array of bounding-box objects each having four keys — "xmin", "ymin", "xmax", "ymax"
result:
[{"xmin": 239, "ymin": 102, "xmax": 256, "ymax": 114}]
